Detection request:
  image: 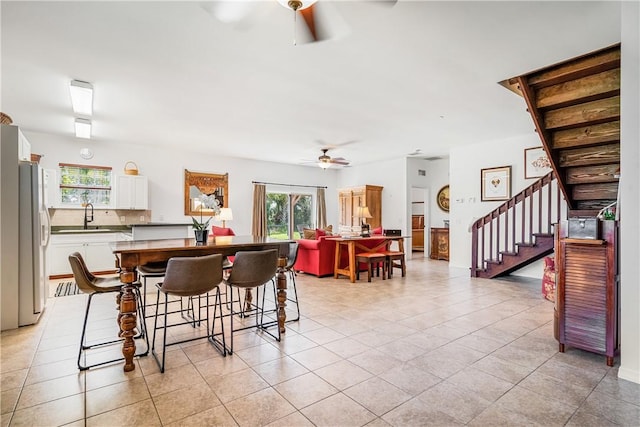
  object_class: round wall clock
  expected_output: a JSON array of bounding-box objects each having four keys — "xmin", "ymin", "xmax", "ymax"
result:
[{"xmin": 437, "ymin": 185, "xmax": 450, "ymax": 212}]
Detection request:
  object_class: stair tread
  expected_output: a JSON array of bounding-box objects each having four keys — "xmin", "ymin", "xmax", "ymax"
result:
[{"xmin": 500, "ymin": 251, "xmax": 518, "ymax": 256}]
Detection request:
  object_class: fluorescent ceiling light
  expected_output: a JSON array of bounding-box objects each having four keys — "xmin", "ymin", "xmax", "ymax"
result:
[
  {"xmin": 75, "ymin": 118, "xmax": 92, "ymax": 139},
  {"xmin": 69, "ymin": 80, "xmax": 93, "ymax": 115}
]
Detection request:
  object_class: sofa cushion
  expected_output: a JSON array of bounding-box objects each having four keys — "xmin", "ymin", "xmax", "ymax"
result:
[{"xmin": 315, "ymin": 228, "xmax": 326, "ymax": 238}]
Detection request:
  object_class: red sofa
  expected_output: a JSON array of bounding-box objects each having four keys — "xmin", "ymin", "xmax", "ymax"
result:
[
  {"xmin": 294, "ymin": 235, "xmax": 337, "ymax": 277},
  {"xmin": 294, "ymin": 228, "xmax": 387, "ymax": 278}
]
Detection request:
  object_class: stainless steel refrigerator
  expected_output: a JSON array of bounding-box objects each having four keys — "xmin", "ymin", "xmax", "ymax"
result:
[{"xmin": 1, "ymin": 124, "xmax": 51, "ymax": 331}]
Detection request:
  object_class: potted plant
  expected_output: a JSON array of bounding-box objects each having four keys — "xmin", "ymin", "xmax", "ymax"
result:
[{"xmin": 192, "ymin": 194, "xmax": 221, "ymax": 244}]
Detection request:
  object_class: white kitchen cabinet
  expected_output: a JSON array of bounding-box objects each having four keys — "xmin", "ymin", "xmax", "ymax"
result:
[
  {"xmin": 47, "ymin": 232, "xmax": 130, "ymax": 277},
  {"xmin": 115, "ymin": 175, "xmax": 148, "ymax": 210}
]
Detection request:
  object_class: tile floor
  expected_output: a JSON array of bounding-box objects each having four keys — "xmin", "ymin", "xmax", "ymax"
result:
[{"xmin": 1, "ymin": 258, "xmax": 639, "ymax": 426}]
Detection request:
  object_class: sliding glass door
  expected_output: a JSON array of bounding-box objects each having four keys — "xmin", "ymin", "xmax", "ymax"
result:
[{"xmin": 266, "ymin": 192, "xmax": 313, "ymax": 239}]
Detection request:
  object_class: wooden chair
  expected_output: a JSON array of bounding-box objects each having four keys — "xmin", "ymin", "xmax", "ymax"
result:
[{"xmin": 355, "ymin": 253, "xmax": 387, "ymax": 282}]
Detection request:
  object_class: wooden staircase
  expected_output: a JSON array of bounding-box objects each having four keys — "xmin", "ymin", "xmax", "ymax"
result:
[
  {"xmin": 471, "ymin": 45, "xmax": 621, "ymax": 278},
  {"xmin": 471, "ymin": 172, "xmax": 566, "ymax": 278},
  {"xmin": 502, "ymin": 44, "xmax": 621, "ymax": 216}
]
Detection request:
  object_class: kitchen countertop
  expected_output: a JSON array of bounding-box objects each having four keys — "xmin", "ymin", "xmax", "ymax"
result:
[
  {"xmin": 52, "ymin": 225, "xmax": 132, "ymax": 235},
  {"xmin": 130, "ymin": 223, "xmax": 192, "ymax": 227}
]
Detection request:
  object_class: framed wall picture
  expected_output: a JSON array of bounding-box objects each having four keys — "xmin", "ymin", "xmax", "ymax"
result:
[
  {"xmin": 436, "ymin": 185, "xmax": 449, "ymax": 212},
  {"xmin": 481, "ymin": 166, "xmax": 511, "ymax": 201},
  {"xmin": 524, "ymin": 146, "xmax": 552, "ymax": 179}
]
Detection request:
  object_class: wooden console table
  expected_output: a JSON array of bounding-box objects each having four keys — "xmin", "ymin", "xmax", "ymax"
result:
[
  {"xmin": 111, "ymin": 236, "xmax": 291, "ymax": 372},
  {"xmin": 332, "ymin": 236, "xmax": 405, "ymax": 283}
]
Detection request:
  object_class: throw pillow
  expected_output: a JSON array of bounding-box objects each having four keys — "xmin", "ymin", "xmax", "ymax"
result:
[
  {"xmin": 372, "ymin": 226, "xmax": 383, "ymax": 235},
  {"xmin": 302, "ymin": 228, "xmax": 316, "ymax": 240},
  {"xmin": 315, "ymin": 228, "xmax": 326, "ymax": 239},
  {"xmin": 212, "ymin": 226, "xmax": 235, "ymax": 236},
  {"xmin": 324, "ymin": 225, "xmax": 333, "ymax": 235}
]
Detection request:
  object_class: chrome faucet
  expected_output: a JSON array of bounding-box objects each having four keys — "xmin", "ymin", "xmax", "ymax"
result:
[{"xmin": 83, "ymin": 203, "xmax": 94, "ymax": 230}]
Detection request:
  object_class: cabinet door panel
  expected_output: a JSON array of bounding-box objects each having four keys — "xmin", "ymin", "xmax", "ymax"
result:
[{"xmin": 48, "ymin": 243, "xmax": 79, "ymax": 276}]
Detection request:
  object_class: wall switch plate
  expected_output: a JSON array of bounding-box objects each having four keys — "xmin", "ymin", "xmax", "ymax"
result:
[
  {"xmin": 139, "ymin": 215, "xmax": 145, "ymax": 221},
  {"xmin": 120, "ymin": 216, "xmax": 125, "ymax": 222}
]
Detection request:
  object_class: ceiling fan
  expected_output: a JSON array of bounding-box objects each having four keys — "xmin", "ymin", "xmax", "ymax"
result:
[
  {"xmin": 302, "ymin": 148, "xmax": 350, "ymax": 169},
  {"xmin": 202, "ymin": 0, "xmax": 396, "ymax": 45}
]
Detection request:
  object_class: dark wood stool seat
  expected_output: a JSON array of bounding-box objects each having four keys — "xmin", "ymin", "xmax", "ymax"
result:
[
  {"xmin": 355, "ymin": 253, "xmax": 387, "ymax": 282},
  {"xmin": 381, "ymin": 250, "xmax": 406, "ymax": 278}
]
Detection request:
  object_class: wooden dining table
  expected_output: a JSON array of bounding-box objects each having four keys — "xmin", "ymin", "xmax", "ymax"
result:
[
  {"xmin": 331, "ymin": 235, "xmax": 406, "ymax": 283},
  {"xmin": 111, "ymin": 235, "xmax": 292, "ymax": 372}
]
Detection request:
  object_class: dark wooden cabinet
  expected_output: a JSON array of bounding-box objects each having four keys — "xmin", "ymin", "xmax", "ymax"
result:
[
  {"xmin": 430, "ymin": 228, "xmax": 449, "ymax": 261},
  {"xmin": 557, "ymin": 220, "xmax": 618, "ymax": 366}
]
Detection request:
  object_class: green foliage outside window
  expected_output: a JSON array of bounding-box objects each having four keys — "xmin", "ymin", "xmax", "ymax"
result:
[
  {"xmin": 266, "ymin": 192, "xmax": 312, "ymax": 239},
  {"xmin": 59, "ymin": 164, "xmax": 112, "ymax": 206}
]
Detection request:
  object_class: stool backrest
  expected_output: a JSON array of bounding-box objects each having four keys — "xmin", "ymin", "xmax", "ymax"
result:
[
  {"xmin": 68, "ymin": 252, "xmax": 99, "ymax": 294},
  {"xmin": 161, "ymin": 254, "xmax": 223, "ymax": 296},
  {"xmin": 285, "ymin": 242, "xmax": 299, "ymax": 270},
  {"xmin": 226, "ymin": 249, "xmax": 278, "ymax": 289}
]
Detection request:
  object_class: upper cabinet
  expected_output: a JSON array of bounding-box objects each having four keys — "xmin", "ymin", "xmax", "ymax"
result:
[
  {"xmin": 116, "ymin": 175, "xmax": 148, "ymax": 210},
  {"xmin": 338, "ymin": 185, "xmax": 383, "ymax": 230}
]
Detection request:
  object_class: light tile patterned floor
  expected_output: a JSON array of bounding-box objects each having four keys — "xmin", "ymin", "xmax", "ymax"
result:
[{"xmin": 1, "ymin": 258, "xmax": 639, "ymax": 426}]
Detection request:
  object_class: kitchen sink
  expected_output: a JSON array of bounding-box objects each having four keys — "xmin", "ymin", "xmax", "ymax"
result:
[{"xmin": 58, "ymin": 228, "xmax": 115, "ymax": 233}]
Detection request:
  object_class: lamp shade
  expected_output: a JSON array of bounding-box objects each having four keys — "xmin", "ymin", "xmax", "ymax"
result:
[
  {"xmin": 354, "ymin": 206, "xmax": 372, "ymax": 219},
  {"xmin": 217, "ymin": 208, "xmax": 233, "ymax": 221}
]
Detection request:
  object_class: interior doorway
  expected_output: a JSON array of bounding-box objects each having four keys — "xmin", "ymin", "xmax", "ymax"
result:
[{"xmin": 410, "ymin": 187, "xmax": 429, "ymax": 258}]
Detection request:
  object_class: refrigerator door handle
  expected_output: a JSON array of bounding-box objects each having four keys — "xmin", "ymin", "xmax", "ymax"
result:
[{"xmin": 41, "ymin": 209, "xmax": 51, "ymax": 247}]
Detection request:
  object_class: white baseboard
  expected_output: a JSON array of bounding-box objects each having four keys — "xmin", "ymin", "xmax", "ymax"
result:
[{"xmin": 617, "ymin": 366, "xmax": 640, "ymax": 384}]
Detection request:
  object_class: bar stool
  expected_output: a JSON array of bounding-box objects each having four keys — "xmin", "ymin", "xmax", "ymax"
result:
[
  {"xmin": 137, "ymin": 262, "xmax": 167, "ymax": 316},
  {"xmin": 151, "ymin": 253, "xmax": 226, "ymax": 373},
  {"xmin": 381, "ymin": 250, "xmax": 406, "ymax": 278},
  {"xmin": 355, "ymin": 253, "xmax": 387, "ymax": 282},
  {"xmin": 69, "ymin": 252, "xmax": 148, "ymax": 371},
  {"xmin": 262, "ymin": 241, "xmax": 301, "ymax": 322},
  {"xmin": 223, "ymin": 249, "xmax": 278, "ymax": 354}
]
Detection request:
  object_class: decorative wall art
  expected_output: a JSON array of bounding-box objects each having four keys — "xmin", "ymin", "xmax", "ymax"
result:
[
  {"xmin": 524, "ymin": 146, "xmax": 552, "ymax": 179},
  {"xmin": 481, "ymin": 166, "xmax": 511, "ymax": 201},
  {"xmin": 436, "ymin": 185, "xmax": 450, "ymax": 212}
]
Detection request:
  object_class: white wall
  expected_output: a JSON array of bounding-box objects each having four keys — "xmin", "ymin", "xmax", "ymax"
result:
[
  {"xmin": 426, "ymin": 158, "xmax": 450, "ymax": 229},
  {"xmin": 449, "ymin": 133, "xmax": 545, "ymax": 277},
  {"xmin": 338, "ymin": 157, "xmax": 407, "ymax": 232},
  {"xmin": 26, "ymin": 132, "xmax": 339, "ymax": 235},
  {"xmin": 618, "ymin": 0, "xmax": 640, "ymax": 384}
]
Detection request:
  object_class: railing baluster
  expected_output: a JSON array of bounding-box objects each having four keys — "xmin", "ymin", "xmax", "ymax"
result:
[
  {"xmin": 489, "ymin": 219, "xmax": 494, "ymax": 261},
  {"xmin": 505, "ymin": 206, "xmax": 509, "ymax": 253},
  {"xmin": 496, "ymin": 213, "xmax": 501, "ymax": 259},
  {"xmin": 511, "ymin": 203, "xmax": 516, "ymax": 252},
  {"xmin": 547, "ymin": 178, "xmax": 552, "ymax": 233},
  {"xmin": 481, "ymin": 225, "xmax": 485, "ymax": 270},
  {"xmin": 521, "ymin": 192, "xmax": 526, "ymax": 244},
  {"xmin": 538, "ymin": 182, "xmax": 543, "ymax": 234},
  {"xmin": 470, "ymin": 171, "xmax": 565, "ymax": 277}
]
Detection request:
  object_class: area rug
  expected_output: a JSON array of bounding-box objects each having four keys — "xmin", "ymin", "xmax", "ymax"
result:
[{"xmin": 54, "ymin": 282, "xmax": 81, "ymax": 297}]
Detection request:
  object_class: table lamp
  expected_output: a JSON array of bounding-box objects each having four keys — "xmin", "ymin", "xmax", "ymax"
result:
[
  {"xmin": 217, "ymin": 208, "xmax": 233, "ymax": 228},
  {"xmin": 356, "ymin": 206, "xmax": 373, "ymax": 237}
]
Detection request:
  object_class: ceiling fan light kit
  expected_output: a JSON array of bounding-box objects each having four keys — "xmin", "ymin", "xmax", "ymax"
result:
[{"xmin": 277, "ymin": 0, "xmax": 317, "ymax": 12}]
